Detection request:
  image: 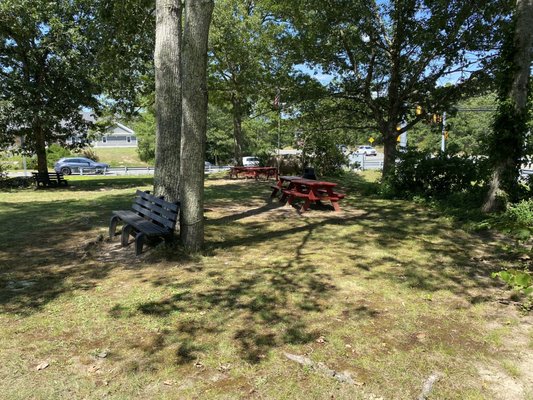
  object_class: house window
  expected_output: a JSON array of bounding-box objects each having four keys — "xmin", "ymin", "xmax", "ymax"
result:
[
  {"xmin": 127, "ymin": 136, "xmax": 131, "ymax": 143},
  {"xmin": 102, "ymin": 136, "xmax": 107, "ymax": 143}
]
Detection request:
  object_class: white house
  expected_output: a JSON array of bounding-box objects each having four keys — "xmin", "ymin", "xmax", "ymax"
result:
[
  {"xmin": 70, "ymin": 112, "xmax": 138, "ymax": 148},
  {"xmin": 93, "ymin": 122, "xmax": 137, "ymax": 148}
]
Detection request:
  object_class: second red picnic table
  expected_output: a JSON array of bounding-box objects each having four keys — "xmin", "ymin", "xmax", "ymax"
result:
[
  {"xmin": 230, "ymin": 166, "xmax": 278, "ymax": 180},
  {"xmin": 270, "ymin": 175, "xmax": 345, "ymax": 212}
]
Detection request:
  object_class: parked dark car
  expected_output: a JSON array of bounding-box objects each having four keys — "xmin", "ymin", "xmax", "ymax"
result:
[{"xmin": 54, "ymin": 157, "xmax": 109, "ymax": 175}]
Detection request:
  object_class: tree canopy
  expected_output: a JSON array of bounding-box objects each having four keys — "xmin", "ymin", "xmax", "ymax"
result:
[
  {"xmin": 0, "ymin": 0, "xmax": 101, "ymax": 172},
  {"xmin": 270, "ymin": 0, "xmax": 512, "ymax": 174}
]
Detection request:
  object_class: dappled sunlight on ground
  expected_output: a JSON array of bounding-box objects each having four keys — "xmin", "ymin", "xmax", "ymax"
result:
[{"xmin": 0, "ymin": 175, "xmax": 531, "ymax": 399}]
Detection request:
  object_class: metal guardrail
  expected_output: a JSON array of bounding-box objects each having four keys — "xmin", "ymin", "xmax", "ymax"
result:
[
  {"xmin": 90, "ymin": 165, "xmax": 232, "ymax": 176},
  {"xmin": 348, "ymin": 154, "xmax": 384, "ymax": 171}
]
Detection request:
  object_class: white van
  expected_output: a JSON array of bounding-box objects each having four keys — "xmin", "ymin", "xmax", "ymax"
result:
[{"xmin": 242, "ymin": 156, "xmax": 260, "ymax": 166}]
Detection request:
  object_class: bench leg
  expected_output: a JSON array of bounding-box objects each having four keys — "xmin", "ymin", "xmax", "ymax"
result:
[
  {"xmin": 331, "ymin": 200, "xmax": 341, "ymax": 212},
  {"xmin": 135, "ymin": 232, "xmax": 146, "ymax": 256},
  {"xmin": 109, "ymin": 216, "xmax": 120, "ymax": 239},
  {"xmin": 121, "ymin": 224, "xmax": 133, "ymax": 246}
]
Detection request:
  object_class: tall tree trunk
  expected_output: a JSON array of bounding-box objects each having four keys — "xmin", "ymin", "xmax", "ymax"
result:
[
  {"xmin": 482, "ymin": 0, "xmax": 533, "ymax": 212},
  {"xmin": 180, "ymin": 0, "xmax": 214, "ymax": 252},
  {"xmin": 232, "ymin": 97, "xmax": 244, "ymax": 166},
  {"xmin": 382, "ymin": 128, "xmax": 398, "ymax": 177},
  {"xmin": 34, "ymin": 125, "xmax": 48, "ymax": 174},
  {"xmin": 153, "ymin": 0, "xmax": 182, "ymax": 203}
]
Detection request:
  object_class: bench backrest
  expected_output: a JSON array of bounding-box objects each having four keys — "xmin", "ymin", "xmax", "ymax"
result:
[
  {"xmin": 32, "ymin": 172, "xmax": 65, "ymax": 179},
  {"xmin": 132, "ymin": 190, "xmax": 180, "ymax": 231}
]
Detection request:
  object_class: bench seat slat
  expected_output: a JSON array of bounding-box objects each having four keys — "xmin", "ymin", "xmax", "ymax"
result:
[
  {"xmin": 131, "ymin": 204, "xmax": 176, "ymax": 230},
  {"xmin": 112, "ymin": 211, "xmax": 170, "ymax": 235},
  {"xmin": 282, "ymin": 189, "xmax": 310, "ymax": 198},
  {"xmin": 134, "ymin": 197, "xmax": 179, "ymax": 220},
  {"xmin": 135, "ymin": 190, "xmax": 179, "ymax": 212},
  {"xmin": 110, "ymin": 190, "xmax": 180, "ymax": 255}
]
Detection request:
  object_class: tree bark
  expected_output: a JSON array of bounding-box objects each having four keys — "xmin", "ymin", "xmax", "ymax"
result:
[
  {"xmin": 382, "ymin": 129, "xmax": 398, "ymax": 177},
  {"xmin": 232, "ymin": 96, "xmax": 244, "ymax": 166},
  {"xmin": 34, "ymin": 125, "xmax": 48, "ymax": 174},
  {"xmin": 180, "ymin": 0, "xmax": 214, "ymax": 252},
  {"xmin": 482, "ymin": 0, "xmax": 533, "ymax": 212},
  {"xmin": 153, "ymin": 0, "xmax": 182, "ymax": 203}
]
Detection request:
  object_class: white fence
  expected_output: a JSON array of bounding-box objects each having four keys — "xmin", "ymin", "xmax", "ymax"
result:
[
  {"xmin": 348, "ymin": 154, "xmax": 384, "ymax": 171},
  {"xmin": 95, "ymin": 165, "xmax": 231, "ymax": 176}
]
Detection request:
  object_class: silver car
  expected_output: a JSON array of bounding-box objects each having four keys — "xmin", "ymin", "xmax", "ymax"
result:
[{"xmin": 54, "ymin": 157, "xmax": 109, "ymax": 175}]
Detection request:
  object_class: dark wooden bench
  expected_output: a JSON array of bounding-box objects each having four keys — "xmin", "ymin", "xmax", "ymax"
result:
[
  {"xmin": 32, "ymin": 172, "xmax": 68, "ymax": 187},
  {"xmin": 109, "ymin": 190, "xmax": 180, "ymax": 255}
]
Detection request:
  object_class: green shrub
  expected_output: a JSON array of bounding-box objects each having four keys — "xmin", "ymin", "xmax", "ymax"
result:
[
  {"xmin": 46, "ymin": 144, "xmax": 72, "ymax": 167},
  {"xmin": 382, "ymin": 149, "xmax": 489, "ymax": 199},
  {"xmin": 492, "ymin": 269, "xmax": 532, "ymax": 309},
  {"xmin": 499, "ymin": 199, "xmax": 533, "ymax": 240},
  {"xmin": 0, "ymin": 162, "xmax": 7, "ymax": 180},
  {"xmin": 0, "ymin": 176, "xmax": 33, "ymax": 189},
  {"xmin": 506, "ymin": 199, "xmax": 533, "ymax": 227},
  {"xmin": 77, "ymin": 147, "xmax": 99, "ymax": 162},
  {"xmin": 27, "ymin": 156, "xmax": 38, "ymax": 170}
]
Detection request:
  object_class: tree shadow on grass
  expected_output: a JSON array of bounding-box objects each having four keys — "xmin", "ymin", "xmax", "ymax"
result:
[
  {"xmin": 128, "ymin": 218, "xmax": 336, "ymax": 365},
  {"xmin": 0, "ymin": 261, "xmax": 116, "ymax": 316},
  {"xmin": 134, "ymin": 264, "xmax": 334, "ymax": 364},
  {"xmin": 0, "ymin": 191, "xmax": 139, "ymax": 315}
]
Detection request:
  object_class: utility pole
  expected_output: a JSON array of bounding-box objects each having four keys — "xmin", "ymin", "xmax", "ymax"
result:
[
  {"xmin": 275, "ymin": 89, "xmax": 281, "ymax": 170},
  {"xmin": 441, "ymin": 111, "xmax": 447, "ymax": 152}
]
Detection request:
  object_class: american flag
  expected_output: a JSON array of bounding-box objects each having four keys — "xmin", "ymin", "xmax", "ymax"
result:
[{"xmin": 273, "ymin": 90, "xmax": 280, "ymax": 109}]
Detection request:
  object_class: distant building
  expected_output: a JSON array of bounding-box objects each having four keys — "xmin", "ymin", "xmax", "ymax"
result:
[
  {"xmin": 67, "ymin": 112, "xmax": 137, "ymax": 148},
  {"xmin": 92, "ymin": 122, "xmax": 137, "ymax": 148}
]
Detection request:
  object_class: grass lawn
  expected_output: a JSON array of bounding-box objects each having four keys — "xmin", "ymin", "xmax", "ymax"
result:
[
  {"xmin": 0, "ymin": 173, "xmax": 532, "ymax": 399},
  {"xmin": 93, "ymin": 147, "xmax": 151, "ymax": 167}
]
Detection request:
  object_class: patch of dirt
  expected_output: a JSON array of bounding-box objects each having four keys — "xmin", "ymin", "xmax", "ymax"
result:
[
  {"xmin": 92, "ymin": 238, "xmax": 146, "ymax": 266},
  {"xmin": 478, "ymin": 307, "xmax": 533, "ymax": 399}
]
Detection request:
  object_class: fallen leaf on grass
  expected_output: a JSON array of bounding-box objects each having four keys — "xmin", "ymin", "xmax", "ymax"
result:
[
  {"xmin": 87, "ymin": 365, "xmax": 101, "ymax": 373},
  {"xmin": 36, "ymin": 362, "xmax": 49, "ymax": 371},
  {"xmin": 316, "ymin": 336, "xmax": 326, "ymax": 344},
  {"xmin": 217, "ymin": 363, "xmax": 232, "ymax": 372},
  {"xmin": 163, "ymin": 380, "xmax": 174, "ymax": 386},
  {"xmin": 415, "ymin": 332, "xmax": 427, "ymax": 343},
  {"xmin": 194, "ymin": 361, "xmax": 204, "ymax": 369}
]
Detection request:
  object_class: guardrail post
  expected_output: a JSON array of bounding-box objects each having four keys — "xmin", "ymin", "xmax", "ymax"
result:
[
  {"xmin": 80, "ymin": 167, "xmax": 84, "ymax": 176},
  {"xmin": 361, "ymin": 155, "xmax": 365, "ymax": 171}
]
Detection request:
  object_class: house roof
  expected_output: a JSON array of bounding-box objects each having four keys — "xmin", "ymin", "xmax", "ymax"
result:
[
  {"xmin": 81, "ymin": 112, "xmax": 134, "ymax": 134},
  {"xmin": 115, "ymin": 122, "xmax": 134, "ymax": 134}
]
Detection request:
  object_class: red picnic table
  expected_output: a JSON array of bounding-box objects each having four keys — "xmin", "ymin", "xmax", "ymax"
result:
[
  {"xmin": 270, "ymin": 175, "xmax": 345, "ymax": 212},
  {"xmin": 230, "ymin": 166, "xmax": 278, "ymax": 180}
]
